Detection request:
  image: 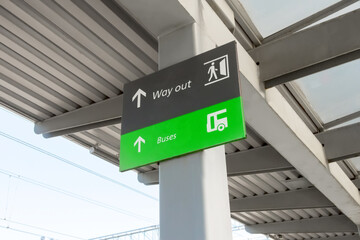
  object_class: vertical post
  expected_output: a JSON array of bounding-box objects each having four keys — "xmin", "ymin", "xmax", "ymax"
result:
[{"xmin": 159, "ymin": 23, "xmax": 233, "ymax": 240}]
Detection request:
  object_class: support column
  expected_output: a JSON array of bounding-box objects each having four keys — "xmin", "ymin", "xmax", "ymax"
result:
[{"xmin": 159, "ymin": 23, "xmax": 233, "ymax": 240}]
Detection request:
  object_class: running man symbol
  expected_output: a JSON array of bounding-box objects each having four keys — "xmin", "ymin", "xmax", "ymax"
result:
[{"xmin": 207, "ymin": 62, "xmax": 218, "ymax": 81}]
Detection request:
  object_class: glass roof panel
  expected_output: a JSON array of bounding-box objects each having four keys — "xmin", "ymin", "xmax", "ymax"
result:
[
  {"xmin": 239, "ymin": 0, "xmax": 339, "ymax": 37},
  {"xmin": 349, "ymin": 156, "xmax": 360, "ymax": 172},
  {"xmin": 294, "ymin": 60, "xmax": 360, "ymax": 124}
]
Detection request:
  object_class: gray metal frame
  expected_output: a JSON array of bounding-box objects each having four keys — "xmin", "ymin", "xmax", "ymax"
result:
[
  {"xmin": 230, "ymin": 188, "xmax": 334, "ymax": 212},
  {"xmin": 249, "ymin": 10, "xmax": 360, "ymax": 88},
  {"xmin": 245, "ymin": 215, "xmax": 357, "ymax": 234}
]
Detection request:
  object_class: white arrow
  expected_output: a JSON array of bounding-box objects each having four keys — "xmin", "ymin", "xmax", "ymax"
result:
[
  {"xmin": 132, "ymin": 88, "xmax": 146, "ymax": 108},
  {"xmin": 134, "ymin": 136, "xmax": 145, "ymax": 152}
]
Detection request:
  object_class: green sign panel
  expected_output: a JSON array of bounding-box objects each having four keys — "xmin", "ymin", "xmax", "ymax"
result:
[{"xmin": 120, "ymin": 42, "xmax": 246, "ymax": 171}]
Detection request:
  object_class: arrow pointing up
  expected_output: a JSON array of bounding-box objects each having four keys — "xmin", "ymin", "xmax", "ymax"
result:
[
  {"xmin": 134, "ymin": 136, "xmax": 145, "ymax": 152},
  {"xmin": 132, "ymin": 89, "xmax": 146, "ymax": 108}
]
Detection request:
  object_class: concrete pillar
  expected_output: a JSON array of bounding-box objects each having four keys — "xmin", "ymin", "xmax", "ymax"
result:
[{"xmin": 158, "ymin": 23, "xmax": 233, "ymax": 240}]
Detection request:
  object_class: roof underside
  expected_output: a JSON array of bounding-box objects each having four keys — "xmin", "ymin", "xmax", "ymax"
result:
[{"xmin": 1, "ymin": 0, "xmax": 360, "ymax": 239}]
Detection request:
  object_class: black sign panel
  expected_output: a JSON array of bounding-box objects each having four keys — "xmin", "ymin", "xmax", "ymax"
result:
[{"xmin": 122, "ymin": 41, "xmax": 240, "ymax": 134}]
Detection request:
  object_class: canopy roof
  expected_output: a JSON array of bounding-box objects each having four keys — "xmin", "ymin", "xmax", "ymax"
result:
[{"xmin": 1, "ymin": 0, "xmax": 359, "ymax": 239}]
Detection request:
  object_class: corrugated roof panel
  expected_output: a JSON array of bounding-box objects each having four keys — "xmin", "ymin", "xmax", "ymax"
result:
[
  {"xmin": 251, "ymin": 211, "xmax": 275, "ymax": 223},
  {"xmin": 229, "ymin": 172, "xmax": 291, "ymax": 198},
  {"xmin": 56, "ymin": 1, "xmax": 150, "ymax": 75},
  {"xmin": 82, "ymin": 131, "xmax": 118, "ymax": 153},
  {"xmin": 240, "ymin": 212, "xmax": 268, "ymax": 224},
  {"xmin": 271, "ymin": 210, "xmax": 293, "ymax": 221},
  {"xmin": 98, "ymin": 126, "xmax": 121, "ymax": 140},
  {"xmin": 88, "ymin": 128, "xmax": 119, "ymax": 147},
  {"xmin": 229, "ymin": 179, "xmax": 255, "ymax": 196},
  {"xmin": 62, "ymin": 0, "xmax": 157, "ymax": 72},
  {"xmin": 86, "ymin": 1, "xmax": 157, "ymax": 61},
  {"xmin": 283, "ymin": 234, "xmax": 296, "ymax": 240},
  {"xmin": 256, "ymin": 173, "xmax": 288, "ymax": 192},
  {"xmin": 225, "ymin": 143, "xmax": 238, "ymax": 153},
  {"xmin": 280, "ymin": 210, "xmax": 301, "ymax": 220},
  {"xmin": 3, "ymin": 0, "xmax": 121, "ymax": 96},
  {"xmin": 232, "ymin": 139, "xmax": 252, "ymax": 150},
  {"xmin": 232, "ymin": 212, "xmax": 256, "ymax": 225},
  {"xmin": 235, "ymin": 176, "xmax": 267, "ymax": 195},
  {"xmin": 229, "ymin": 185, "xmax": 245, "ymax": 199},
  {"xmin": 261, "ymin": 211, "xmax": 283, "ymax": 222},
  {"xmin": 242, "ymin": 174, "xmax": 277, "ymax": 193},
  {"xmin": 291, "ymin": 209, "xmax": 312, "ymax": 219},
  {"xmin": 32, "ymin": 0, "xmax": 141, "ymax": 81},
  {"xmin": 1, "ymin": 7, "xmax": 107, "ymax": 102},
  {"xmin": 0, "ymin": 87, "xmax": 51, "ymax": 119},
  {"xmin": 0, "ymin": 40, "xmax": 90, "ymax": 107},
  {"xmin": 71, "ymin": 132, "xmax": 98, "ymax": 146},
  {"xmin": 1, "ymin": 76, "xmax": 63, "ymax": 115},
  {"xmin": 19, "ymin": 0, "xmax": 127, "ymax": 90}
]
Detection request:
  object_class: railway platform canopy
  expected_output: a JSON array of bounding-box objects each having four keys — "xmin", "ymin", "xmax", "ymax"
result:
[{"xmin": 1, "ymin": 0, "xmax": 360, "ymax": 239}]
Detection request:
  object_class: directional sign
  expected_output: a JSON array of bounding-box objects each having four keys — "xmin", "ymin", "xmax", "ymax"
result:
[{"xmin": 120, "ymin": 41, "xmax": 246, "ymax": 171}]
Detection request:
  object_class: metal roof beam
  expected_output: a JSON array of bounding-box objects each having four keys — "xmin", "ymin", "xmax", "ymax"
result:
[
  {"xmin": 138, "ymin": 145, "xmax": 293, "ymax": 185},
  {"xmin": 138, "ymin": 122, "xmax": 360, "ymax": 185},
  {"xmin": 90, "ymin": 147, "xmax": 119, "ymax": 166},
  {"xmin": 139, "ymin": 167, "xmax": 360, "ymax": 189},
  {"xmin": 34, "ymin": 95, "xmax": 123, "ymax": 138},
  {"xmin": 263, "ymin": 0, "xmax": 359, "ymax": 44},
  {"xmin": 226, "ymin": 0, "xmax": 262, "ymax": 46},
  {"xmin": 206, "ymin": 0, "xmax": 235, "ymax": 32},
  {"xmin": 311, "ymin": 236, "xmax": 360, "ymax": 240},
  {"xmin": 317, "ymin": 122, "xmax": 360, "ymax": 162},
  {"xmin": 245, "ymin": 215, "xmax": 357, "ymax": 234},
  {"xmin": 226, "ymin": 145, "xmax": 293, "ymax": 175},
  {"xmin": 230, "ymin": 188, "xmax": 334, "ymax": 212},
  {"xmin": 324, "ymin": 111, "xmax": 360, "ymax": 130},
  {"xmin": 249, "ymin": 9, "xmax": 360, "ymax": 88}
]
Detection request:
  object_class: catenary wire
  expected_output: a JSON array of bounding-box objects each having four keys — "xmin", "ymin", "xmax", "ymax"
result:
[
  {"xmin": 0, "ymin": 224, "xmax": 64, "ymax": 240},
  {"xmin": 0, "ymin": 168, "xmax": 156, "ymax": 223},
  {"xmin": 0, "ymin": 218, "xmax": 85, "ymax": 240},
  {"xmin": 0, "ymin": 131, "xmax": 158, "ymax": 201}
]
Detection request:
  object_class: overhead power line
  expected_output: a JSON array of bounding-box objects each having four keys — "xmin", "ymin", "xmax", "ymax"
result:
[
  {"xmin": 0, "ymin": 218, "xmax": 85, "ymax": 240},
  {"xmin": 0, "ymin": 131, "xmax": 158, "ymax": 201},
  {"xmin": 0, "ymin": 224, "xmax": 63, "ymax": 240},
  {"xmin": 89, "ymin": 224, "xmax": 251, "ymax": 240},
  {"xmin": 89, "ymin": 225, "xmax": 159, "ymax": 240},
  {"xmin": 0, "ymin": 168, "xmax": 156, "ymax": 223}
]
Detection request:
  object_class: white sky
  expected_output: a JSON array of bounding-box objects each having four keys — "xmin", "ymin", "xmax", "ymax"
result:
[{"xmin": 0, "ymin": 106, "xmax": 159, "ymax": 239}]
